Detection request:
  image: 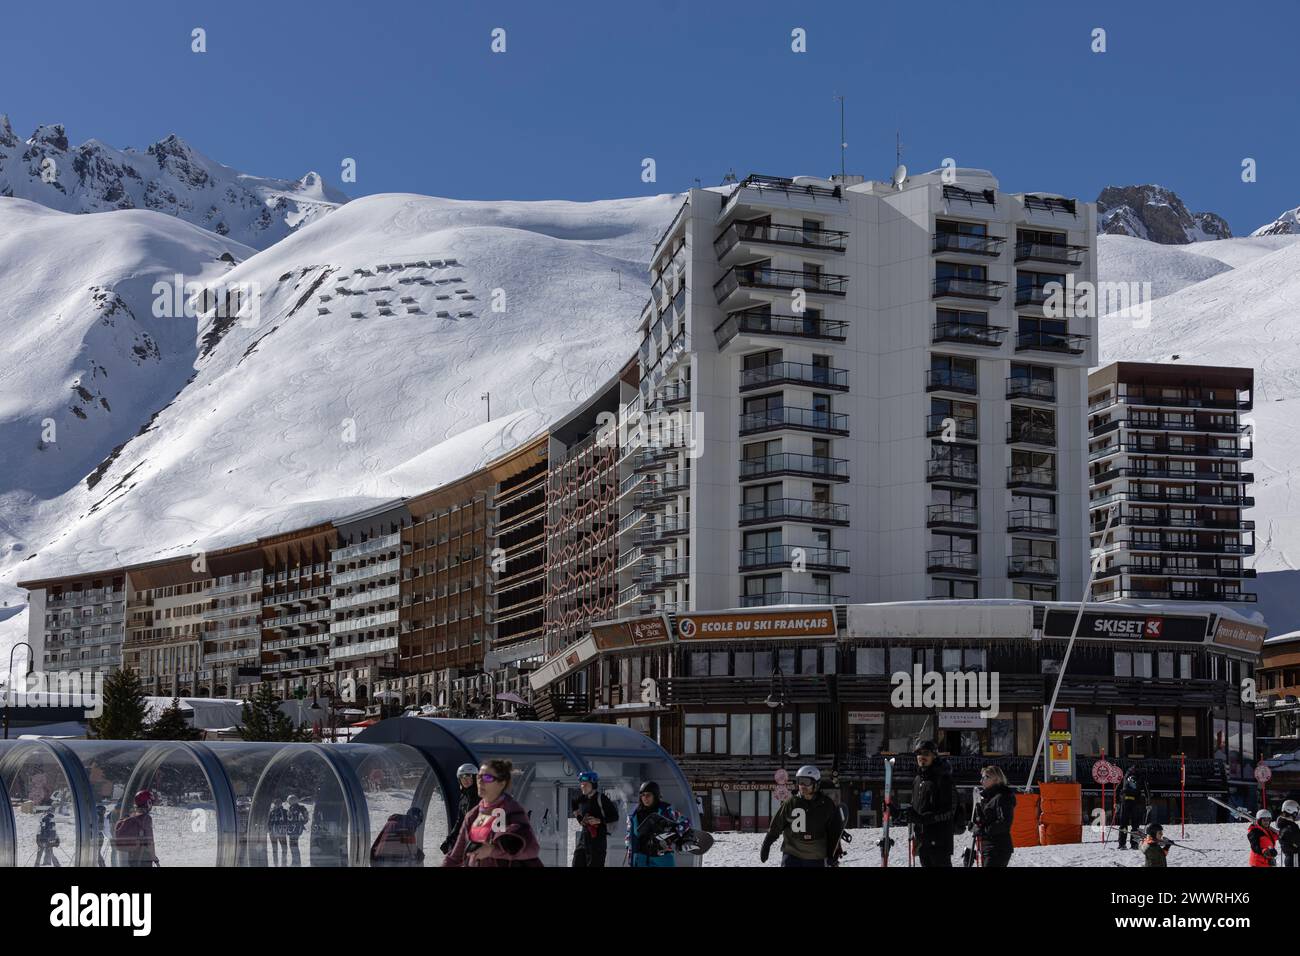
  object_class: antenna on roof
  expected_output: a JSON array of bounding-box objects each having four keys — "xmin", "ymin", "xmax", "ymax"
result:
[
  {"xmin": 833, "ymin": 94, "xmax": 846, "ymax": 180},
  {"xmin": 722, "ymin": 168, "xmax": 737, "ymax": 185}
]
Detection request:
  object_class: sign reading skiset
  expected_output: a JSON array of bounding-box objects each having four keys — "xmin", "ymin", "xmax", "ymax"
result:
[
  {"xmin": 676, "ymin": 610, "xmax": 837, "ymax": 641},
  {"xmin": 1042, "ymin": 609, "xmax": 1209, "ymax": 644}
]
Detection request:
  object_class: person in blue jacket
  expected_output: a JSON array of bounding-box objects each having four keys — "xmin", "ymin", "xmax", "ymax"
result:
[{"xmin": 625, "ymin": 781, "xmax": 690, "ymax": 867}]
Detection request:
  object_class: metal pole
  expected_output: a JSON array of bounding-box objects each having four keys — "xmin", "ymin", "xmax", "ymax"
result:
[
  {"xmin": 5, "ymin": 642, "xmax": 34, "ymax": 740},
  {"xmin": 1023, "ymin": 503, "xmax": 1118, "ymax": 791}
]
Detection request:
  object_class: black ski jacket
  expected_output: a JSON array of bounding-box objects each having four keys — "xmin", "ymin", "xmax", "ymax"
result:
[
  {"xmin": 442, "ymin": 784, "xmax": 479, "ymax": 853},
  {"xmin": 763, "ymin": 791, "xmax": 844, "ymax": 862},
  {"xmin": 973, "ymin": 783, "xmax": 1016, "ymax": 854},
  {"xmin": 1277, "ymin": 817, "xmax": 1299, "ymax": 856},
  {"xmin": 911, "ymin": 759, "xmax": 956, "ymax": 853},
  {"xmin": 572, "ymin": 791, "xmax": 619, "ymax": 848}
]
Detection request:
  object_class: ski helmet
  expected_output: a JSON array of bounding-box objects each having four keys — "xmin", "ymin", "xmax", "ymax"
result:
[
  {"xmin": 407, "ymin": 806, "xmax": 424, "ymax": 825},
  {"xmin": 1281, "ymin": 799, "xmax": 1300, "ymax": 818},
  {"xmin": 1255, "ymin": 808, "xmax": 1273, "ymax": 822},
  {"xmin": 456, "ymin": 763, "xmax": 478, "ymax": 778},
  {"xmin": 287, "ymin": 794, "xmax": 299, "ymax": 805},
  {"xmin": 795, "ymin": 765, "xmax": 821, "ymax": 785},
  {"xmin": 134, "ymin": 789, "xmax": 155, "ymax": 809},
  {"xmin": 577, "ymin": 771, "xmax": 599, "ymax": 785},
  {"xmin": 639, "ymin": 781, "xmax": 661, "ymax": 799}
]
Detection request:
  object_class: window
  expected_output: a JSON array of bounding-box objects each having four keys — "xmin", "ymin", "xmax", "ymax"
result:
[
  {"xmin": 888, "ymin": 647, "xmax": 912, "ymax": 676},
  {"xmin": 932, "ymin": 578, "xmax": 978, "ymax": 598},
  {"xmin": 730, "ymin": 713, "xmax": 772, "ymax": 755},
  {"xmin": 856, "ymin": 647, "xmax": 886, "ymax": 674},
  {"xmin": 1012, "ymin": 582, "xmax": 1057, "ymax": 601},
  {"xmin": 683, "ymin": 713, "xmax": 728, "ymax": 754}
]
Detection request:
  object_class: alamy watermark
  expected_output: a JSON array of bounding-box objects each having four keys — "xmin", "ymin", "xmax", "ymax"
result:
[
  {"xmin": 890, "ymin": 665, "xmax": 1000, "ymax": 718},
  {"xmin": 2, "ymin": 670, "xmax": 104, "ymax": 718}
]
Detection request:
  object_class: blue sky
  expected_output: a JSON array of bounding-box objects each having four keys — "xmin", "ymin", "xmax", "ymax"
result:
[{"xmin": 2, "ymin": 0, "xmax": 1297, "ymax": 233}]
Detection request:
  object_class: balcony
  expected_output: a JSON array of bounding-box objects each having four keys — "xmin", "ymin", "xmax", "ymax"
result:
[
  {"xmin": 1091, "ymin": 465, "xmax": 1252, "ymax": 484},
  {"xmin": 714, "ymin": 308, "xmax": 847, "ymax": 349},
  {"xmin": 926, "ymin": 413, "xmax": 977, "ymax": 440},
  {"xmin": 714, "ymin": 221, "xmax": 849, "ymax": 262},
  {"xmin": 331, "ymin": 531, "xmax": 402, "ymax": 563},
  {"xmin": 740, "ymin": 453, "xmax": 849, "ymax": 482},
  {"xmin": 1007, "ymin": 510, "xmax": 1058, "ymax": 534},
  {"xmin": 720, "ymin": 175, "xmax": 843, "ymax": 218},
  {"xmin": 1091, "ymin": 490, "xmax": 1254, "ymax": 509},
  {"xmin": 927, "ymin": 458, "xmax": 979, "ymax": 484},
  {"xmin": 739, "ymin": 361, "xmax": 849, "ymax": 392},
  {"xmin": 1007, "ymin": 465, "xmax": 1056, "ymax": 490},
  {"xmin": 925, "ymin": 368, "xmax": 978, "ymax": 395},
  {"xmin": 926, "ymin": 550, "xmax": 979, "ymax": 575},
  {"xmin": 1099, "ymin": 539, "xmax": 1254, "ymax": 556},
  {"xmin": 1014, "ymin": 241, "xmax": 1087, "ymax": 266},
  {"xmin": 739, "ymin": 498, "xmax": 850, "ymax": 526},
  {"xmin": 1006, "ymin": 377, "xmax": 1056, "ymax": 402},
  {"xmin": 1007, "ymin": 422, "xmax": 1057, "ymax": 447},
  {"xmin": 1091, "ymin": 417, "xmax": 1249, "ymax": 437},
  {"xmin": 739, "ymin": 406, "xmax": 849, "ymax": 436},
  {"xmin": 739, "ymin": 545, "xmax": 849, "ymax": 572},
  {"xmin": 264, "ymin": 607, "xmax": 333, "ymax": 629},
  {"xmin": 1008, "ymin": 555, "xmax": 1058, "ymax": 579},
  {"xmin": 927, "ymin": 504, "xmax": 978, "ymax": 529},
  {"xmin": 1096, "ymin": 564, "xmax": 1256, "ymax": 580},
  {"xmin": 1090, "ymin": 387, "xmax": 1252, "ymax": 413},
  {"xmin": 1088, "ymin": 440, "xmax": 1252, "ymax": 462},
  {"xmin": 932, "ymin": 232, "xmax": 1005, "ymax": 257},
  {"xmin": 714, "ymin": 265, "xmax": 849, "ymax": 305},
  {"xmin": 1099, "ymin": 588, "xmax": 1256, "ymax": 603},
  {"xmin": 331, "ymin": 558, "xmax": 399, "ymax": 587},
  {"xmin": 1095, "ymin": 514, "xmax": 1256, "ymax": 532},
  {"xmin": 739, "ymin": 591, "xmax": 845, "ymax": 608},
  {"xmin": 932, "ymin": 321, "xmax": 1008, "ymax": 348},
  {"xmin": 1015, "ymin": 330, "xmax": 1089, "ymax": 354},
  {"xmin": 329, "ymin": 635, "xmax": 400, "ymax": 662},
  {"xmin": 932, "ymin": 276, "xmax": 1006, "ymax": 301}
]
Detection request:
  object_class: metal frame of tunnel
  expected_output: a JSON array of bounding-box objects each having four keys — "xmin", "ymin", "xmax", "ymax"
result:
[
  {"xmin": 0, "ymin": 739, "xmax": 97, "ymax": 867},
  {"xmin": 0, "ymin": 761, "xmax": 13, "ymax": 867},
  {"xmin": 120, "ymin": 742, "xmax": 240, "ymax": 868}
]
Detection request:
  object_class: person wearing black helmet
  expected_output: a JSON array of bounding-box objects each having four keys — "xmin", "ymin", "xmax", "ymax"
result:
[
  {"xmin": 571, "ymin": 770, "xmax": 619, "ymax": 867},
  {"xmin": 626, "ymin": 781, "xmax": 690, "ymax": 867},
  {"xmin": 760, "ymin": 765, "xmax": 843, "ymax": 867},
  {"xmin": 903, "ymin": 741, "xmax": 955, "ymax": 867},
  {"xmin": 1142, "ymin": 822, "xmax": 1170, "ymax": 867},
  {"xmin": 1277, "ymin": 799, "xmax": 1300, "ymax": 868},
  {"xmin": 441, "ymin": 763, "xmax": 479, "ymax": 856}
]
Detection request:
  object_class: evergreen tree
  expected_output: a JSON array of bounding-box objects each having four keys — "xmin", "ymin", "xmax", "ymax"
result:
[
  {"xmin": 147, "ymin": 696, "xmax": 201, "ymax": 740},
  {"xmin": 238, "ymin": 683, "xmax": 311, "ymax": 742},
  {"xmin": 88, "ymin": 666, "xmax": 150, "ymax": 740}
]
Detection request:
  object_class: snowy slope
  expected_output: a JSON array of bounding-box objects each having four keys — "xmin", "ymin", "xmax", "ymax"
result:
[
  {"xmin": 1098, "ymin": 233, "xmax": 1300, "ymax": 634},
  {"xmin": 0, "ymin": 191, "xmax": 680, "ymax": 654},
  {"xmin": 0, "ymin": 116, "xmax": 346, "ymax": 249}
]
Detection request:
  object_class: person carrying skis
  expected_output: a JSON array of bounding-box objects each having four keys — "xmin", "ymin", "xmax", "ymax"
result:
[
  {"xmin": 268, "ymin": 798, "xmax": 289, "ymax": 866},
  {"xmin": 759, "ymin": 765, "xmax": 843, "ymax": 868},
  {"xmin": 1142, "ymin": 823, "xmax": 1170, "ymax": 867},
  {"xmin": 904, "ymin": 741, "xmax": 956, "ymax": 867},
  {"xmin": 440, "ymin": 763, "xmax": 479, "ymax": 855},
  {"xmin": 1117, "ymin": 766, "xmax": 1145, "ymax": 850},
  {"xmin": 370, "ymin": 806, "xmax": 426, "ymax": 866},
  {"xmin": 36, "ymin": 810, "xmax": 61, "ymax": 867},
  {"xmin": 285, "ymin": 794, "xmax": 309, "ymax": 866},
  {"xmin": 570, "ymin": 770, "xmax": 619, "ymax": 867},
  {"xmin": 1247, "ymin": 808, "xmax": 1278, "ymax": 867},
  {"xmin": 971, "ymin": 765, "xmax": 1016, "ymax": 868},
  {"xmin": 113, "ymin": 790, "xmax": 158, "ymax": 868},
  {"xmin": 442, "ymin": 759, "xmax": 543, "ymax": 867},
  {"xmin": 1276, "ymin": 799, "xmax": 1300, "ymax": 868},
  {"xmin": 626, "ymin": 780, "xmax": 691, "ymax": 868}
]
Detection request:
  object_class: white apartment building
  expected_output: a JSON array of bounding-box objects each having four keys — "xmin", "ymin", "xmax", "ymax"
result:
[{"xmin": 617, "ymin": 168, "xmax": 1098, "ymax": 615}]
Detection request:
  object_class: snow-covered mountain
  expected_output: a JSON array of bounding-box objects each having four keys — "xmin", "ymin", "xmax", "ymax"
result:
[
  {"xmin": 0, "ymin": 115, "xmax": 346, "ymax": 249},
  {"xmin": 1252, "ymin": 204, "xmax": 1300, "ymax": 236},
  {"xmin": 1096, "ymin": 185, "xmax": 1231, "ymax": 243},
  {"xmin": 0, "ymin": 190, "xmax": 680, "ymax": 652}
]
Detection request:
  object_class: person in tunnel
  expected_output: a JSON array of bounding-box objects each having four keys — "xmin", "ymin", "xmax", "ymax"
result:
[
  {"xmin": 285, "ymin": 794, "xmax": 309, "ymax": 866},
  {"xmin": 440, "ymin": 763, "xmax": 479, "ymax": 856},
  {"xmin": 371, "ymin": 805, "xmax": 426, "ymax": 866},
  {"xmin": 442, "ymin": 759, "xmax": 543, "ymax": 867},
  {"xmin": 35, "ymin": 810, "xmax": 61, "ymax": 867},
  {"xmin": 268, "ymin": 798, "xmax": 289, "ymax": 866},
  {"xmin": 113, "ymin": 790, "xmax": 158, "ymax": 868}
]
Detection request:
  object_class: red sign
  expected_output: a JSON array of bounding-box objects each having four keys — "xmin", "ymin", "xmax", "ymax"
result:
[{"xmin": 1254, "ymin": 764, "xmax": 1273, "ymax": 784}]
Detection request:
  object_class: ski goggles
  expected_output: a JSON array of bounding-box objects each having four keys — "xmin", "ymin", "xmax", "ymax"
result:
[{"xmin": 795, "ymin": 776, "xmax": 817, "ymax": 787}]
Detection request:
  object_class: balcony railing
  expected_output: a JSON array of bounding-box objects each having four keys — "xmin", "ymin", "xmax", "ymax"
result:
[
  {"xmin": 1091, "ymin": 491, "xmax": 1254, "ymax": 509},
  {"xmin": 714, "ymin": 266, "xmax": 848, "ymax": 303},
  {"xmin": 932, "ymin": 232, "xmax": 1005, "ymax": 256},
  {"xmin": 926, "ymin": 550, "xmax": 979, "ymax": 575},
  {"xmin": 1014, "ymin": 241, "xmax": 1087, "ymax": 266},
  {"xmin": 740, "ymin": 453, "xmax": 849, "ymax": 482},
  {"xmin": 1101, "ymin": 588, "xmax": 1256, "ymax": 603},
  {"xmin": 925, "ymin": 369, "xmax": 978, "ymax": 394},
  {"xmin": 927, "ymin": 458, "xmax": 979, "ymax": 484},
  {"xmin": 739, "ymin": 361, "xmax": 849, "ymax": 391},
  {"xmin": 331, "ymin": 532, "xmax": 402, "ymax": 563},
  {"xmin": 1096, "ymin": 515, "xmax": 1255, "ymax": 532},
  {"xmin": 926, "ymin": 413, "xmax": 977, "ymax": 440},
  {"xmin": 1007, "ymin": 465, "xmax": 1056, "ymax": 489},
  {"xmin": 1008, "ymin": 555, "xmax": 1059, "ymax": 578},
  {"xmin": 1015, "ymin": 330, "xmax": 1089, "ymax": 354},
  {"xmin": 927, "ymin": 504, "xmax": 978, "ymax": 529},
  {"xmin": 1091, "ymin": 466, "xmax": 1252, "ymax": 484},
  {"xmin": 1096, "ymin": 564, "xmax": 1256, "ymax": 580},
  {"xmin": 739, "ymin": 406, "xmax": 849, "ymax": 436},
  {"xmin": 714, "ymin": 221, "xmax": 849, "ymax": 259},
  {"xmin": 1098, "ymin": 540, "xmax": 1254, "ymax": 556},
  {"xmin": 1007, "ymin": 510, "xmax": 1058, "ymax": 534},
  {"xmin": 932, "ymin": 321, "xmax": 1008, "ymax": 347},
  {"xmin": 739, "ymin": 591, "xmax": 845, "ymax": 608},
  {"xmin": 714, "ymin": 309, "xmax": 848, "ymax": 348},
  {"xmin": 1089, "ymin": 388, "xmax": 1252, "ymax": 412},
  {"xmin": 1091, "ymin": 417, "xmax": 1248, "ymax": 436},
  {"xmin": 1006, "ymin": 377, "xmax": 1056, "ymax": 402},
  {"xmin": 1007, "ymin": 422, "xmax": 1057, "ymax": 446},
  {"xmin": 932, "ymin": 276, "xmax": 1006, "ymax": 300},
  {"xmin": 740, "ymin": 545, "xmax": 849, "ymax": 572},
  {"xmin": 1088, "ymin": 441, "xmax": 1252, "ymax": 461},
  {"xmin": 739, "ymin": 498, "xmax": 849, "ymax": 526}
]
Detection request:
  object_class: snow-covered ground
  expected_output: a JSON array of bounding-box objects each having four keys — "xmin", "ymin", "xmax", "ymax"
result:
[{"xmin": 704, "ymin": 822, "xmax": 1261, "ymax": 868}]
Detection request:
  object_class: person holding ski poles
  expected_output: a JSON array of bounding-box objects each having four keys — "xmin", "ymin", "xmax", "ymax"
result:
[
  {"xmin": 759, "ymin": 765, "xmax": 843, "ymax": 868},
  {"xmin": 1117, "ymin": 766, "xmax": 1146, "ymax": 850},
  {"xmin": 625, "ymin": 781, "xmax": 690, "ymax": 868},
  {"xmin": 970, "ymin": 765, "xmax": 1016, "ymax": 868},
  {"xmin": 570, "ymin": 770, "xmax": 619, "ymax": 868},
  {"xmin": 1248, "ymin": 808, "xmax": 1279, "ymax": 867},
  {"xmin": 1276, "ymin": 799, "xmax": 1299, "ymax": 868},
  {"xmin": 901, "ymin": 741, "xmax": 956, "ymax": 867},
  {"xmin": 1142, "ymin": 823, "xmax": 1170, "ymax": 867},
  {"xmin": 441, "ymin": 763, "xmax": 479, "ymax": 855}
]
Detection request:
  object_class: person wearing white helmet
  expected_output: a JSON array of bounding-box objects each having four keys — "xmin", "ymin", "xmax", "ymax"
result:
[
  {"xmin": 760, "ymin": 765, "xmax": 843, "ymax": 867},
  {"xmin": 1277, "ymin": 799, "xmax": 1300, "ymax": 868},
  {"xmin": 441, "ymin": 763, "xmax": 480, "ymax": 855}
]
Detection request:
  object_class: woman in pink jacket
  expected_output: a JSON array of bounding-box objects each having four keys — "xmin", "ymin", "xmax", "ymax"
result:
[{"xmin": 441, "ymin": 758, "xmax": 543, "ymax": 867}]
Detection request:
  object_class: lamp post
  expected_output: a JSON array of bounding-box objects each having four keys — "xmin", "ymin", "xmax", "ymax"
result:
[{"xmin": 4, "ymin": 642, "xmax": 34, "ymax": 740}]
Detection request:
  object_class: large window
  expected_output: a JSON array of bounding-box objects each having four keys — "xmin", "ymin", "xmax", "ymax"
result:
[{"xmin": 729, "ymin": 713, "xmax": 773, "ymax": 755}]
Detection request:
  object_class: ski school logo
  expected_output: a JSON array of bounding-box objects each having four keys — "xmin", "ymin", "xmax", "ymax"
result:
[{"xmin": 678, "ymin": 618, "xmax": 697, "ymax": 639}]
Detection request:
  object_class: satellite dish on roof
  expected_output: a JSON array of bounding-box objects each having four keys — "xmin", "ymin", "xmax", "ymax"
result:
[{"xmin": 891, "ymin": 164, "xmax": 907, "ymax": 189}]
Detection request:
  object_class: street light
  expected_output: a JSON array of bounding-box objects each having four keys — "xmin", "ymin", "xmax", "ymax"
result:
[{"xmin": 4, "ymin": 642, "xmax": 34, "ymax": 740}]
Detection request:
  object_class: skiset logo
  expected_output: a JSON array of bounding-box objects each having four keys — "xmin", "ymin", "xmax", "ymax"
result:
[{"xmin": 1089, "ymin": 617, "xmax": 1162, "ymax": 638}]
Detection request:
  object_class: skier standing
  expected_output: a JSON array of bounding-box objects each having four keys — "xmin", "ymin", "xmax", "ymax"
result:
[
  {"xmin": 570, "ymin": 770, "xmax": 619, "ymax": 867},
  {"xmin": 442, "ymin": 759, "xmax": 543, "ymax": 867},
  {"xmin": 35, "ymin": 810, "xmax": 60, "ymax": 867},
  {"xmin": 285, "ymin": 794, "xmax": 309, "ymax": 867},
  {"xmin": 268, "ymin": 798, "xmax": 289, "ymax": 866},
  {"xmin": 759, "ymin": 765, "xmax": 843, "ymax": 868},
  {"xmin": 971, "ymin": 766, "xmax": 1016, "ymax": 868},
  {"xmin": 625, "ymin": 781, "xmax": 690, "ymax": 868},
  {"xmin": 113, "ymin": 790, "xmax": 158, "ymax": 868},
  {"xmin": 905, "ymin": 741, "xmax": 956, "ymax": 867},
  {"xmin": 1247, "ymin": 809, "xmax": 1278, "ymax": 867},
  {"xmin": 441, "ymin": 763, "xmax": 479, "ymax": 855},
  {"xmin": 1142, "ymin": 823, "xmax": 1170, "ymax": 867},
  {"xmin": 1276, "ymin": 799, "xmax": 1299, "ymax": 868},
  {"xmin": 1117, "ymin": 767, "xmax": 1145, "ymax": 850}
]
